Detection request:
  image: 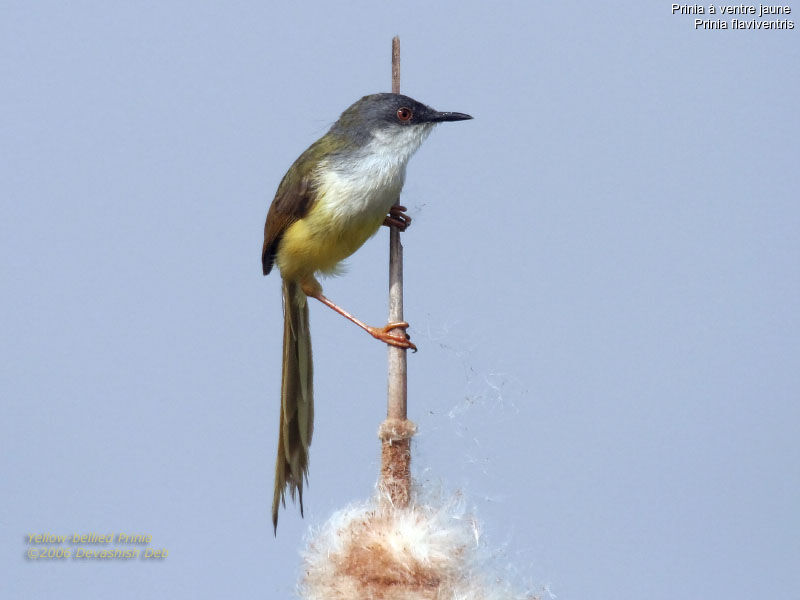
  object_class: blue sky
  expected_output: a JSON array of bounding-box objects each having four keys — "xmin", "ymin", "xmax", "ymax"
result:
[{"xmin": 2, "ymin": 2, "xmax": 798, "ymax": 598}]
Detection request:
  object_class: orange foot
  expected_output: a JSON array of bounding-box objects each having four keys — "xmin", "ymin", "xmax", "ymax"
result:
[
  {"xmin": 367, "ymin": 322, "xmax": 418, "ymax": 351},
  {"xmin": 382, "ymin": 205, "xmax": 412, "ymax": 231}
]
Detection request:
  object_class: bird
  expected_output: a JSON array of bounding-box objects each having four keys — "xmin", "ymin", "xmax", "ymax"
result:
[{"xmin": 262, "ymin": 92, "xmax": 472, "ymax": 531}]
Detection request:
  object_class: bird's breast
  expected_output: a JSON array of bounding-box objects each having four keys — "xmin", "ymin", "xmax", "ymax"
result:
[
  {"xmin": 276, "ymin": 157, "xmax": 406, "ymax": 279},
  {"xmin": 316, "ymin": 155, "xmax": 406, "ymax": 223}
]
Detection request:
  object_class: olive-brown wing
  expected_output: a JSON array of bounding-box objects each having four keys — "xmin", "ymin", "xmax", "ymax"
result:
[{"xmin": 262, "ymin": 175, "xmax": 313, "ymax": 275}]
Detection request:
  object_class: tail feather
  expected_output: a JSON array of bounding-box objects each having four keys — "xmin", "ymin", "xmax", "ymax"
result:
[{"xmin": 272, "ymin": 279, "xmax": 313, "ymax": 533}]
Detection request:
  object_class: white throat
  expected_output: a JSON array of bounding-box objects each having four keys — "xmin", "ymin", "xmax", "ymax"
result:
[{"xmin": 317, "ymin": 124, "xmax": 434, "ymax": 223}]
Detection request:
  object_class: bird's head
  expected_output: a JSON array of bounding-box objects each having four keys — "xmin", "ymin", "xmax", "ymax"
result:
[{"xmin": 329, "ymin": 93, "xmax": 472, "ymax": 159}]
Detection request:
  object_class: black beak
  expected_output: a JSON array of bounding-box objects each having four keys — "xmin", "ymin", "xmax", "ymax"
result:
[{"xmin": 428, "ymin": 111, "xmax": 473, "ymax": 123}]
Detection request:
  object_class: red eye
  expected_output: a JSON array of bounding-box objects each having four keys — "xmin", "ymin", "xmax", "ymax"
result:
[{"xmin": 396, "ymin": 107, "xmax": 413, "ymax": 121}]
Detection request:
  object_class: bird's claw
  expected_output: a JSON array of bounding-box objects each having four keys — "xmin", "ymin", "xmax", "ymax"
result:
[
  {"xmin": 382, "ymin": 205, "xmax": 412, "ymax": 231},
  {"xmin": 367, "ymin": 321, "xmax": 418, "ymax": 352}
]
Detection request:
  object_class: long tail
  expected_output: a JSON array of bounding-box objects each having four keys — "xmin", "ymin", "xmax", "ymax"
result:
[{"xmin": 272, "ymin": 279, "xmax": 313, "ymax": 533}]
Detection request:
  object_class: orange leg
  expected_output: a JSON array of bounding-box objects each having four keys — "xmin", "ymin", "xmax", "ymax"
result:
[
  {"xmin": 382, "ymin": 205, "xmax": 412, "ymax": 231},
  {"xmin": 308, "ymin": 291, "xmax": 417, "ymax": 351}
]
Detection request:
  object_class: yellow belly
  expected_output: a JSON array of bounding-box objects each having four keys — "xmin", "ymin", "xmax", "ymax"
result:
[
  {"xmin": 276, "ymin": 205, "xmax": 385, "ymax": 281},
  {"xmin": 275, "ymin": 156, "xmax": 405, "ymax": 282}
]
